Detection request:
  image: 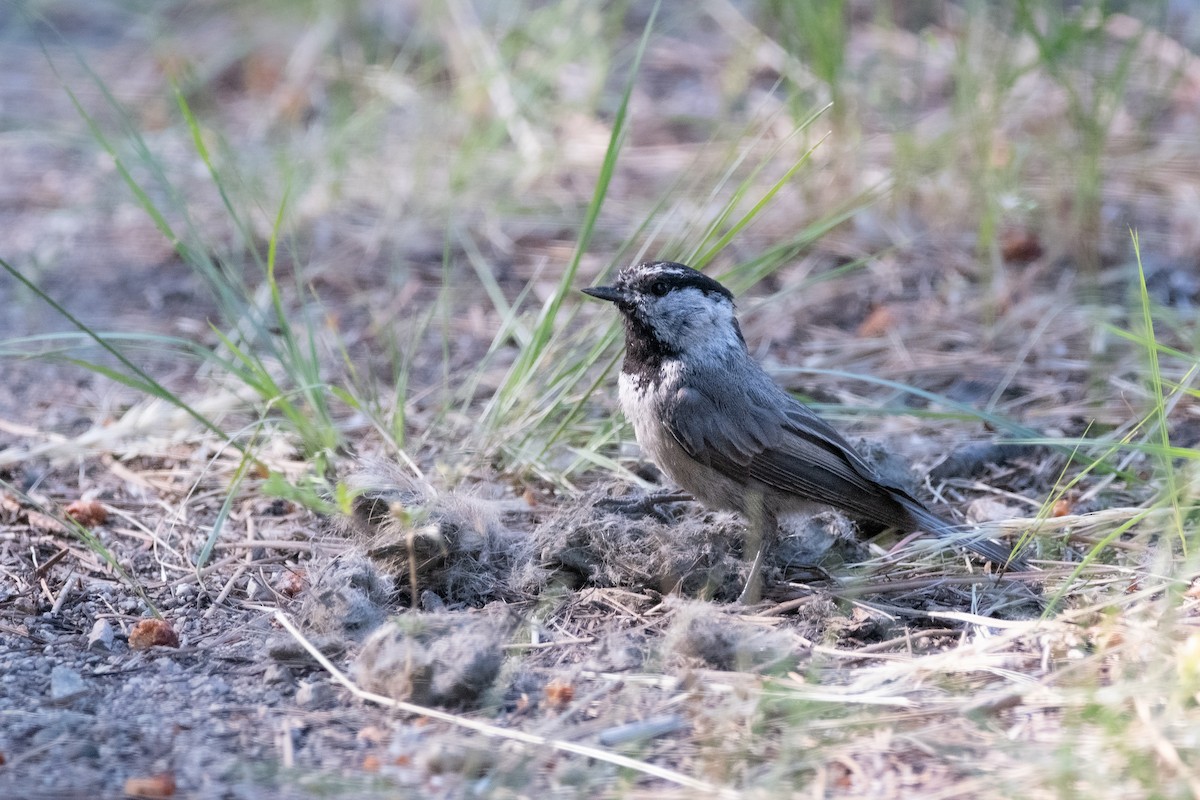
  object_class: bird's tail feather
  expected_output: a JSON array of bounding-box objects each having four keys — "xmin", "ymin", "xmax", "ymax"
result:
[{"xmin": 899, "ymin": 499, "xmax": 1029, "ymax": 571}]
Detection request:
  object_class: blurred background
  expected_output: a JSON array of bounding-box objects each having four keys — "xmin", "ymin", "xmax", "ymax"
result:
[
  {"xmin": 2, "ymin": 0, "xmax": 1198, "ymax": 479},
  {"xmin": 6, "ymin": 4, "xmax": 1200, "ymax": 798}
]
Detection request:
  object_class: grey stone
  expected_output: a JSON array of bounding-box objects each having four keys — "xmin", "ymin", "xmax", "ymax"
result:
[
  {"xmin": 295, "ymin": 680, "xmax": 333, "ymax": 709},
  {"xmin": 49, "ymin": 665, "xmax": 87, "ymax": 702},
  {"xmin": 87, "ymin": 619, "xmax": 115, "ymax": 651}
]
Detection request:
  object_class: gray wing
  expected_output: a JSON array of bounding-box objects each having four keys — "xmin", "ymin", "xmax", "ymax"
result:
[
  {"xmin": 664, "ymin": 379, "xmax": 913, "ymax": 527},
  {"xmin": 665, "ymin": 376, "xmax": 1028, "ymax": 568}
]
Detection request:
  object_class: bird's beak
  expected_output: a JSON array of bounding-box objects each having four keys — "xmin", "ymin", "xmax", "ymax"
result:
[{"xmin": 581, "ymin": 285, "xmax": 626, "ymax": 304}]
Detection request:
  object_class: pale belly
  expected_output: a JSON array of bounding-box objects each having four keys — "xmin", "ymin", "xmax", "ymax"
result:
[
  {"xmin": 619, "ymin": 371, "xmax": 764, "ymax": 515},
  {"xmin": 617, "ymin": 370, "xmax": 829, "ymax": 523}
]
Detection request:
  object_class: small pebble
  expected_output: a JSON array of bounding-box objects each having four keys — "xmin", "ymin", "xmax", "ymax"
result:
[
  {"xmin": 263, "ymin": 663, "xmax": 294, "ymax": 686},
  {"xmin": 49, "ymin": 665, "xmax": 87, "ymax": 702},
  {"xmin": 87, "ymin": 619, "xmax": 115, "ymax": 651},
  {"xmin": 295, "ymin": 680, "xmax": 333, "ymax": 709}
]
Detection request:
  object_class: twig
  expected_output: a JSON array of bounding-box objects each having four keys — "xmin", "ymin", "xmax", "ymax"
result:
[
  {"xmin": 849, "ymin": 627, "xmax": 961, "ymax": 656},
  {"xmin": 204, "ymin": 564, "xmax": 248, "ymax": 619},
  {"xmin": 214, "ymin": 539, "xmax": 332, "ymax": 552},
  {"xmin": 926, "ymin": 610, "xmax": 1050, "ymax": 630},
  {"xmin": 1133, "ymin": 696, "xmax": 1200, "ymax": 797},
  {"xmin": 828, "ymin": 570, "xmax": 1050, "ymax": 599},
  {"xmin": 503, "ymin": 636, "xmax": 595, "ymax": 651},
  {"xmin": 598, "ymin": 715, "xmax": 688, "ymax": 747},
  {"xmin": 273, "ymin": 611, "xmax": 735, "ymax": 797},
  {"xmin": 757, "ymin": 596, "xmax": 817, "ymax": 617},
  {"xmin": 33, "ymin": 547, "xmax": 70, "ymax": 581},
  {"xmin": 50, "ymin": 573, "xmax": 79, "ymax": 616}
]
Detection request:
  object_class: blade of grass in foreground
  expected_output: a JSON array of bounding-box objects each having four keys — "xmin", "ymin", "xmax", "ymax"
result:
[
  {"xmin": 0, "ymin": 256, "xmax": 237, "ymax": 452},
  {"xmin": 1132, "ymin": 231, "xmax": 1187, "ymax": 553},
  {"xmin": 195, "ymin": 448, "xmax": 258, "ymax": 570},
  {"xmin": 692, "ymin": 122, "xmax": 830, "ymax": 271},
  {"xmin": 481, "ymin": 0, "xmax": 660, "ymax": 430}
]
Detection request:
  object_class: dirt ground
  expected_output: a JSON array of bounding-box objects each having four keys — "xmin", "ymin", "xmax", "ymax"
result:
[{"xmin": 4, "ymin": 3, "xmax": 1200, "ymax": 799}]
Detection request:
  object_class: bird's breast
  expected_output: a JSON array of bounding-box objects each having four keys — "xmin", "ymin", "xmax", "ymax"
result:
[
  {"xmin": 618, "ymin": 365, "xmax": 748, "ymax": 512},
  {"xmin": 617, "ymin": 366, "xmax": 672, "ymax": 464}
]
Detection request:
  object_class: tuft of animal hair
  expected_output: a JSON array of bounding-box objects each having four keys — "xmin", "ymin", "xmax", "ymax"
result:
[
  {"xmin": 773, "ymin": 512, "xmax": 871, "ymax": 573},
  {"xmin": 508, "ymin": 484, "xmax": 750, "ymax": 600},
  {"xmin": 660, "ymin": 598, "xmax": 797, "ymax": 673},
  {"xmin": 340, "ymin": 459, "xmax": 524, "ymax": 606},
  {"xmin": 269, "ymin": 554, "xmax": 393, "ymax": 662},
  {"xmin": 853, "ymin": 438, "xmax": 921, "ymax": 495},
  {"xmin": 353, "ymin": 611, "xmax": 510, "ymax": 709}
]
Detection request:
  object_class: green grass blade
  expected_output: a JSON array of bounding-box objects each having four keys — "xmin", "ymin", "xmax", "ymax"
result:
[
  {"xmin": 195, "ymin": 448, "xmax": 256, "ymax": 570},
  {"xmin": 693, "ymin": 127, "xmax": 830, "ymax": 271},
  {"xmin": 1133, "ymin": 231, "xmax": 1186, "ymax": 552},
  {"xmin": 1, "ymin": 257, "xmax": 237, "ymax": 450},
  {"xmin": 484, "ymin": 0, "xmax": 660, "ymax": 426}
]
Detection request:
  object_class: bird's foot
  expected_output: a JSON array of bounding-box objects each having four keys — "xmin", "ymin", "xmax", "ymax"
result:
[{"xmin": 595, "ymin": 490, "xmax": 692, "ymax": 523}]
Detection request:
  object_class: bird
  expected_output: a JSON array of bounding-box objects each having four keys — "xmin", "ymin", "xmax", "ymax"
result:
[{"xmin": 582, "ymin": 260, "xmax": 1027, "ymax": 602}]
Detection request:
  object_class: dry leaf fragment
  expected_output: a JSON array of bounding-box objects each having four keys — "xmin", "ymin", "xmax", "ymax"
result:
[
  {"xmin": 66, "ymin": 499, "xmax": 108, "ymax": 527},
  {"xmin": 1000, "ymin": 228, "xmax": 1043, "ymax": 263},
  {"xmin": 966, "ymin": 498, "xmax": 1019, "ymax": 524},
  {"xmin": 241, "ymin": 51, "xmax": 284, "ymax": 96},
  {"xmin": 544, "ymin": 678, "xmax": 575, "ymax": 709},
  {"xmin": 856, "ymin": 305, "xmax": 895, "ymax": 338},
  {"xmin": 0, "ymin": 492, "xmax": 19, "ymax": 517},
  {"xmin": 123, "ymin": 772, "xmax": 176, "ymax": 798},
  {"xmin": 275, "ymin": 570, "xmax": 307, "ymax": 598},
  {"xmin": 129, "ymin": 618, "xmax": 180, "ymax": 650},
  {"xmin": 356, "ymin": 725, "xmax": 388, "ymax": 744}
]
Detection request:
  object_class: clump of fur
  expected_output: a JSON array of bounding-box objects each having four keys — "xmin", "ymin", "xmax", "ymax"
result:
[
  {"xmin": 660, "ymin": 598, "xmax": 797, "ymax": 673},
  {"xmin": 510, "ymin": 486, "xmax": 874, "ymax": 600},
  {"xmin": 341, "ymin": 464, "xmax": 869, "ymax": 606},
  {"xmin": 269, "ymin": 554, "xmax": 393, "ymax": 661},
  {"xmin": 854, "ymin": 438, "xmax": 922, "ymax": 495},
  {"xmin": 354, "ymin": 612, "xmax": 510, "ymax": 709},
  {"xmin": 772, "ymin": 512, "xmax": 870, "ymax": 573},
  {"xmin": 341, "ymin": 460, "xmax": 524, "ymax": 606},
  {"xmin": 509, "ymin": 486, "xmax": 748, "ymax": 600}
]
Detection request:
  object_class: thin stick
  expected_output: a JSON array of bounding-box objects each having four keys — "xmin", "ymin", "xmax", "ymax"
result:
[
  {"xmin": 50, "ymin": 573, "xmax": 79, "ymax": 616},
  {"xmin": 273, "ymin": 611, "xmax": 734, "ymax": 797},
  {"xmin": 214, "ymin": 540, "xmax": 330, "ymax": 552},
  {"xmin": 204, "ymin": 564, "xmax": 248, "ymax": 619}
]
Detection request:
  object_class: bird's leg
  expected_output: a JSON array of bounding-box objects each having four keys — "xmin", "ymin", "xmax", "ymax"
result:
[
  {"xmin": 737, "ymin": 495, "xmax": 776, "ymax": 605},
  {"xmin": 595, "ymin": 489, "xmax": 693, "ymax": 522}
]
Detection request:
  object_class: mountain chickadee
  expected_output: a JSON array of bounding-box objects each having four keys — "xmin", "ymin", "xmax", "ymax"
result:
[{"xmin": 583, "ymin": 260, "xmax": 1026, "ymax": 600}]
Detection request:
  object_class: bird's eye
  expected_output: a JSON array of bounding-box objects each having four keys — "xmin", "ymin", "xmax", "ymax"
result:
[{"xmin": 650, "ymin": 281, "xmax": 670, "ymax": 297}]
